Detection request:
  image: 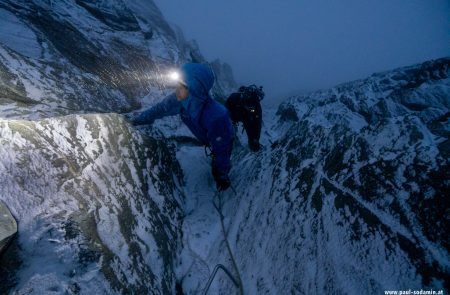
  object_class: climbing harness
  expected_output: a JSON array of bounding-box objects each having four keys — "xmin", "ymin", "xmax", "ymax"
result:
[{"xmin": 202, "ymin": 191, "xmax": 244, "ymax": 295}]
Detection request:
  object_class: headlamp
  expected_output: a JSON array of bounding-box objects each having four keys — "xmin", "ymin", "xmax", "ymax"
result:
[
  {"xmin": 164, "ymin": 70, "xmax": 186, "ymax": 88},
  {"xmin": 169, "ymin": 71, "xmax": 180, "ymax": 82}
]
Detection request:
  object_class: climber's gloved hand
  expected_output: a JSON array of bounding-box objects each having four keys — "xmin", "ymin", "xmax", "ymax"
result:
[
  {"xmin": 211, "ymin": 158, "xmax": 231, "ymax": 191},
  {"xmin": 215, "ymin": 177, "xmax": 231, "ymax": 192},
  {"xmin": 249, "ymin": 139, "xmax": 262, "ymax": 152}
]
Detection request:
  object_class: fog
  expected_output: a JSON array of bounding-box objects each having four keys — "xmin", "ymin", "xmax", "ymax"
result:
[{"xmin": 154, "ymin": 0, "xmax": 450, "ymax": 104}]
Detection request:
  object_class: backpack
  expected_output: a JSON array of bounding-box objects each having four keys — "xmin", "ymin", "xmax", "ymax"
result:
[
  {"xmin": 225, "ymin": 85, "xmax": 264, "ymax": 151},
  {"xmin": 238, "ymin": 84, "xmax": 264, "ymax": 107}
]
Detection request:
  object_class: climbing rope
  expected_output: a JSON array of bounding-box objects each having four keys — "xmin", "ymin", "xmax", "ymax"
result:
[
  {"xmin": 180, "ymin": 222, "xmax": 211, "ymax": 291},
  {"xmin": 202, "ymin": 191, "xmax": 244, "ymax": 295}
]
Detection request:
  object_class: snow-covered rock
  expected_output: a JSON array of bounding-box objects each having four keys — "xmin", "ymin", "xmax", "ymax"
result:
[
  {"xmin": 0, "ymin": 0, "xmax": 235, "ymax": 294},
  {"xmin": 0, "ymin": 0, "xmax": 236, "ymax": 120},
  {"xmin": 0, "ymin": 0, "xmax": 448, "ymax": 294},
  {"xmin": 207, "ymin": 57, "xmax": 449, "ymax": 294},
  {"xmin": 0, "ymin": 114, "xmax": 185, "ymax": 294}
]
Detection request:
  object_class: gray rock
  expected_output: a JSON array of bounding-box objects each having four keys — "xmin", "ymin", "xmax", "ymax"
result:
[{"xmin": 0, "ymin": 200, "xmax": 17, "ymax": 255}]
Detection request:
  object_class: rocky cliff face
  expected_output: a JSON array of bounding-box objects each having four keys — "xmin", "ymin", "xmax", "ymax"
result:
[
  {"xmin": 0, "ymin": 114, "xmax": 184, "ymax": 294},
  {"xmin": 0, "ymin": 0, "xmax": 235, "ymax": 120},
  {"xmin": 0, "ymin": 0, "xmax": 235, "ymax": 294}
]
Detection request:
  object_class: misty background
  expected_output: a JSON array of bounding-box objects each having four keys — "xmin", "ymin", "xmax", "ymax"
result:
[{"xmin": 154, "ymin": 0, "xmax": 450, "ymax": 105}]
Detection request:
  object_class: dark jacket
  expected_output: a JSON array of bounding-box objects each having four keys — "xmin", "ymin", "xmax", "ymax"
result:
[{"xmin": 225, "ymin": 90, "xmax": 262, "ymax": 151}]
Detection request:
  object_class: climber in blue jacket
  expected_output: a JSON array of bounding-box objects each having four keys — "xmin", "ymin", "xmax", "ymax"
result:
[{"xmin": 131, "ymin": 63, "xmax": 234, "ymax": 191}]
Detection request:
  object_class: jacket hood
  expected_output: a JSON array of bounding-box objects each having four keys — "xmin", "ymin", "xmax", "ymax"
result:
[
  {"xmin": 179, "ymin": 63, "xmax": 215, "ymax": 119},
  {"xmin": 180, "ymin": 63, "xmax": 214, "ymax": 101}
]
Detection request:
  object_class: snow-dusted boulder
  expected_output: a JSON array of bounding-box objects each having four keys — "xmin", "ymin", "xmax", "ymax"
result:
[{"xmin": 0, "ymin": 200, "xmax": 17, "ymax": 254}]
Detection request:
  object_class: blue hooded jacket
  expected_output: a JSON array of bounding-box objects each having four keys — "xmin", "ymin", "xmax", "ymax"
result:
[{"xmin": 133, "ymin": 63, "xmax": 234, "ymax": 181}]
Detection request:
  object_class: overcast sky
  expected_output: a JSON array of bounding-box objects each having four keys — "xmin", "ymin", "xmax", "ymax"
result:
[{"xmin": 153, "ymin": 0, "xmax": 450, "ymax": 103}]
